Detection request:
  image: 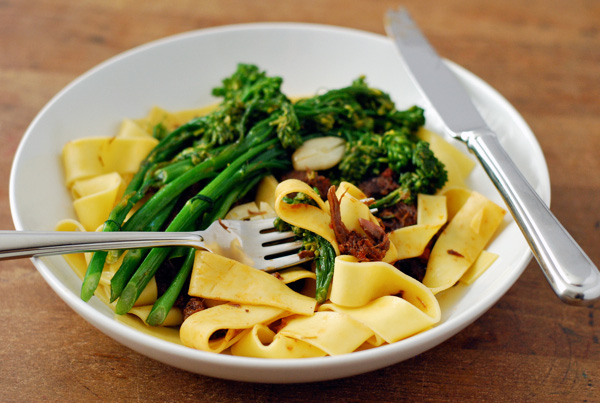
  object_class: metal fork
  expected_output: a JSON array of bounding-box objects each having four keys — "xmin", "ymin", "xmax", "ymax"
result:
[{"xmin": 0, "ymin": 219, "xmax": 306, "ymax": 271}]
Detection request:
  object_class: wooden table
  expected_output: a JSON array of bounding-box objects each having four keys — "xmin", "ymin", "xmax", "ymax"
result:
[{"xmin": 1, "ymin": 1, "xmax": 598, "ymax": 401}]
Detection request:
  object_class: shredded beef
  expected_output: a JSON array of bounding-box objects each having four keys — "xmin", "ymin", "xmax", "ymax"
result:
[
  {"xmin": 357, "ymin": 167, "xmax": 417, "ymax": 231},
  {"xmin": 182, "ymin": 297, "xmax": 206, "ymax": 321},
  {"xmin": 280, "ymin": 170, "xmax": 331, "ymax": 200},
  {"xmin": 268, "ymin": 318, "xmax": 287, "ymax": 334},
  {"xmin": 394, "ymin": 258, "xmax": 428, "ymax": 282},
  {"xmin": 298, "ymin": 249, "xmax": 315, "ymax": 259},
  {"xmin": 379, "ymin": 202, "xmax": 418, "ymax": 232},
  {"xmin": 328, "ymin": 186, "xmax": 390, "ymax": 261},
  {"xmin": 358, "ymin": 167, "xmax": 398, "ymax": 199}
]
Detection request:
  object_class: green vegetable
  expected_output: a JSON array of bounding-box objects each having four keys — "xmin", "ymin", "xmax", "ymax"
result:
[
  {"xmin": 313, "ymin": 235, "xmax": 336, "ymax": 304},
  {"xmin": 109, "ymin": 201, "xmax": 176, "ymax": 302},
  {"xmin": 145, "ymin": 247, "xmax": 195, "ymax": 326},
  {"xmin": 121, "ymin": 122, "xmax": 275, "ymax": 233},
  {"xmin": 272, "ymin": 222, "xmax": 335, "ymax": 304},
  {"xmin": 300, "ymin": 232, "xmax": 335, "ymax": 304}
]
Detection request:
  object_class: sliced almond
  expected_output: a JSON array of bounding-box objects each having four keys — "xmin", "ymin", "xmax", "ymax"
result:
[{"xmin": 292, "ymin": 136, "xmax": 346, "ymax": 171}]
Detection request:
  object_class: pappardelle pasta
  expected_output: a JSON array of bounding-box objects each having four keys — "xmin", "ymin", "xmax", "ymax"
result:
[{"xmin": 57, "ymin": 64, "xmax": 505, "ymax": 357}]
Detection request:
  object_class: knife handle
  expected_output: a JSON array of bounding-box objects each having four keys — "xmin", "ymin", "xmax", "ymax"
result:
[{"xmin": 466, "ymin": 128, "xmax": 600, "ymax": 304}]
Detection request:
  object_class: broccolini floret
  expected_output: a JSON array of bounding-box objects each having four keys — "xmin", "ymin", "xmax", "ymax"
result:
[{"xmin": 293, "ymin": 76, "xmax": 446, "ymax": 204}]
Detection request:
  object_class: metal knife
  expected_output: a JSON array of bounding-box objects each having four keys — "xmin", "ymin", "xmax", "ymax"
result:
[{"xmin": 385, "ymin": 7, "xmax": 600, "ymax": 304}]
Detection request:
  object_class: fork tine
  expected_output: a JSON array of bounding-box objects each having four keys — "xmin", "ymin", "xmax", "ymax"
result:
[
  {"xmin": 259, "ymin": 230, "xmax": 296, "ymax": 244},
  {"xmin": 212, "ymin": 218, "xmax": 315, "ymax": 271},
  {"xmin": 241, "ymin": 218, "xmax": 298, "ymax": 244},
  {"xmin": 262, "ymin": 240, "xmax": 303, "ymax": 256}
]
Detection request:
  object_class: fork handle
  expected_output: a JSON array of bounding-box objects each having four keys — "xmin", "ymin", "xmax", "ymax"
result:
[
  {"xmin": 0, "ymin": 231, "xmax": 205, "ymax": 261},
  {"xmin": 466, "ymin": 128, "xmax": 600, "ymax": 304}
]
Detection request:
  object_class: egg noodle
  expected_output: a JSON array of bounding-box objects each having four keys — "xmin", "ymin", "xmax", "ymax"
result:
[{"xmin": 57, "ymin": 103, "xmax": 505, "ymax": 358}]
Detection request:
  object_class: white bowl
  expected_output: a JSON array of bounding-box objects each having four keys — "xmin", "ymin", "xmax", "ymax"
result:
[{"xmin": 9, "ymin": 23, "xmax": 549, "ymax": 383}]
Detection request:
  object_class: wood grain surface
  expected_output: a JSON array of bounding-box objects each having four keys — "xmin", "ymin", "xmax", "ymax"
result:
[{"xmin": 1, "ymin": 0, "xmax": 598, "ymax": 401}]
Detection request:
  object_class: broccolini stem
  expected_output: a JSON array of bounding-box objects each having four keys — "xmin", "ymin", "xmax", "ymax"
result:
[
  {"xmin": 370, "ymin": 186, "xmax": 411, "ymax": 210},
  {"xmin": 109, "ymin": 201, "xmax": 176, "ymax": 302},
  {"xmin": 80, "ymin": 120, "xmax": 205, "ymax": 301},
  {"xmin": 109, "ymin": 248, "xmax": 148, "ymax": 303},
  {"xmin": 115, "ymin": 139, "xmax": 289, "ymax": 314},
  {"xmin": 199, "ymin": 175, "xmax": 262, "ymax": 229},
  {"xmin": 145, "ymin": 174, "xmax": 265, "ymax": 325},
  {"xmin": 145, "ymin": 247, "xmax": 196, "ymax": 326},
  {"xmin": 121, "ymin": 117, "xmax": 277, "ymax": 233},
  {"xmin": 80, "ymin": 166, "xmax": 157, "ymax": 301},
  {"xmin": 314, "ymin": 235, "xmax": 336, "ymax": 304},
  {"xmin": 153, "ymin": 159, "xmax": 198, "ymax": 185}
]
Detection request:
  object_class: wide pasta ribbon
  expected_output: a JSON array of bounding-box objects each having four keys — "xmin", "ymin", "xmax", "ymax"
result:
[
  {"xmin": 182, "ymin": 253, "xmax": 320, "ymax": 356},
  {"xmin": 62, "ymin": 136, "xmax": 158, "ymax": 187},
  {"xmin": 70, "ymin": 172, "xmax": 125, "ymax": 231},
  {"xmin": 317, "ymin": 255, "xmax": 441, "ymax": 344},
  {"xmin": 231, "ymin": 324, "xmax": 327, "ymax": 358},
  {"xmin": 277, "ymin": 311, "xmax": 374, "ymax": 356},
  {"xmin": 460, "ymin": 250, "xmax": 499, "ymax": 285},
  {"xmin": 116, "ymin": 119, "xmax": 154, "ymax": 139},
  {"xmin": 329, "ymin": 255, "xmax": 439, "ymax": 309},
  {"xmin": 188, "ymin": 251, "xmax": 317, "ymax": 316},
  {"xmin": 277, "ymin": 266, "xmax": 316, "ymax": 284},
  {"xmin": 423, "ymin": 190, "xmax": 506, "ymax": 294},
  {"xmin": 320, "ymin": 295, "xmax": 440, "ymax": 344},
  {"xmin": 180, "ymin": 304, "xmax": 287, "ymax": 354},
  {"xmin": 273, "ymin": 179, "xmax": 338, "ymax": 252}
]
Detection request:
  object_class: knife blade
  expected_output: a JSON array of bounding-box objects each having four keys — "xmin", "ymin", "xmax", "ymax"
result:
[
  {"xmin": 385, "ymin": 7, "xmax": 600, "ymax": 304},
  {"xmin": 385, "ymin": 9, "xmax": 488, "ymax": 135}
]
